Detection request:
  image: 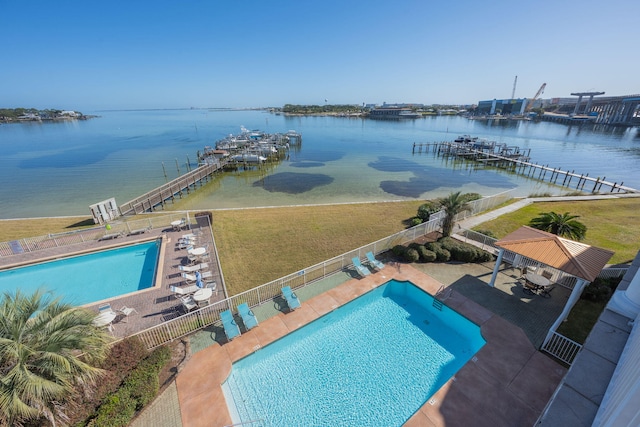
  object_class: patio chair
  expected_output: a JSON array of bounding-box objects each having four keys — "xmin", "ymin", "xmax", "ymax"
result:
[
  {"xmin": 181, "ymin": 271, "xmax": 212, "ymax": 283},
  {"xmin": 178, "ymin": 262, "xmax": 209, "ymax": 273},
  {"xmin": 281, "ymin": 286, "xmax": 301, "ymax": 311},
  {"xmin": 237, "ymin": 303, "xmax": 259, "ymax": 330},
  {"xmin": 352, "ymin": 257, "xmax": 371, "ymax": 277},
  {"xmin": 170, "ymin": 284, "xmax": 199, "ymax": 298},
  {"xmin": 541, "ymin": 270, "xmax": 553, "ymax": 281},
  {"xmin": 180, "ymin": 295, "xmax": 198, "ymax": 312},
  {"xmin": 365, "ymin": 251, "xmax": 384, "ymax": 270},
  {"xmin": 117, "ymin": 306, "xmax": 138, "ymax": 323},
  {"xmin": 98, "ymin": 303, "xmax": 116, "ymax": 315},
  {"xmin": 220, "ymin": 309, "xmax": 241, "ymax": 340}
]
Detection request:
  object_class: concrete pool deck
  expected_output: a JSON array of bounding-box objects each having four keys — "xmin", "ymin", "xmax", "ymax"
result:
[{"xmin": 174, "ymin": 264, "xmax": 566, "ymax": 427}]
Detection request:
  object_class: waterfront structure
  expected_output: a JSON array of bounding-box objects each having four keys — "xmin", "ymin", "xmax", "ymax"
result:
[
  {"xmin": 368, "ymin": 107, "xmax": 421, "ymax": 119},
  {"xmin": 475, "ymin": 98, "xmax": 530, "ymax": 116}
]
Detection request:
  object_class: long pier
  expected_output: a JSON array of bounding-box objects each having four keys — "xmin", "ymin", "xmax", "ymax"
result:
[
  {"xmin": 119, "ymin": 160, "xmax": 227, "ymax": 216},
  {"xmin": 413, "ymin": 141, "xmax": 638, "ymax": 194}
]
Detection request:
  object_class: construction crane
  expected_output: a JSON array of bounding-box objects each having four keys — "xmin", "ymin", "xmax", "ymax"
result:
[
  {"xmin": 511, "ymin": 75, "xmax": 518, "ymax": 100},
  {"xmin": 525, "ymin": 83, "xmax": 546, "ymax": 112}
]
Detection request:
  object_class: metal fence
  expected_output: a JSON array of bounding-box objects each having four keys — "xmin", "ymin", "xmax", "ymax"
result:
[
  {"xmin": 130, "ymin": 191, "xmax": 517, "ymax": 349},
  {"xmin": 0, "ymin": 213, "xmax": 191, "ymax": 258},
  {"xmin": 541, "ymin": 331, "xmax": 583, "ymax": 365}
]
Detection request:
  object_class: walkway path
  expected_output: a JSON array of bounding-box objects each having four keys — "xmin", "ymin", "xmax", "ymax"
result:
[{"xmin": 457, "ymin": 193, "xmax": 640, "ymax": 230}]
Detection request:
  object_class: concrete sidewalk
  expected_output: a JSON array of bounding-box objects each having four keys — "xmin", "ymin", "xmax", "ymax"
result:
[{"xmin": 457, "ymin": 193, "xmax": 639, "ymax": 230}]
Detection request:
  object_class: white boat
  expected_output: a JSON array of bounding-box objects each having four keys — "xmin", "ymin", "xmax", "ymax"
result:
[{"xmin": 231, "ymin": 154, "xmax": 267, "ymax": 164}]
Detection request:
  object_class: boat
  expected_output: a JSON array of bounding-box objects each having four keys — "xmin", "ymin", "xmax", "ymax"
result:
[{"xmin": 230, "ymin": 154, "xmax": 267, "ymax": 164}]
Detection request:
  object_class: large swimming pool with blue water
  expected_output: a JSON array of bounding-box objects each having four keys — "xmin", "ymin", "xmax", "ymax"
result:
[
  {"xmin": 0, "ymin": 240, "xmax": 160, "ymax": 306},
  {"xmin": 222, "ymin": 279, "xmax": 486, "ymax": 426}
]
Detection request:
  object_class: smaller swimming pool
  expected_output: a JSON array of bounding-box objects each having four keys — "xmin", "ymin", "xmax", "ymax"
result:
[
  {"xmin": 222, "ymin": 279, "xmax": 486, "ymax": 426},
  {"xmin": 0, "ymin": 240, "xmax": 161, "ymax": 306}
]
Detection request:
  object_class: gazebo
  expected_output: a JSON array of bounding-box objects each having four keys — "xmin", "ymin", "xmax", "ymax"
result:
[{"xmin": 488, "ymin": 226, "xmax": 614, "ymax": 347}]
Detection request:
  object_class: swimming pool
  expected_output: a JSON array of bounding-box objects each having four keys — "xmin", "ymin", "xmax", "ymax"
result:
[
  {"xmin": 0, "ymin": 240, "xmax": 161, "ymax": 306},
  {"xmin": 222, "ymin": 279, "xmax": 486, "ymax": 426}
]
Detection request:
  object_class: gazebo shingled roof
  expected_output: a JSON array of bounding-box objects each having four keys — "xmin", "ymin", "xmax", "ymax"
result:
[{"xmin": 494, "ymin": 226, "xmax": 614, "ymax": 282}]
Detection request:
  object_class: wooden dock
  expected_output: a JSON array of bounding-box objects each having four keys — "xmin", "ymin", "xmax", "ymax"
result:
[
  {"xmin": 119, "ymin": 160, "xmax": 226, "ymax": 216},
  {"xmin": 413, "ymin": 141, "xmax": 638, "ymax": 194}
]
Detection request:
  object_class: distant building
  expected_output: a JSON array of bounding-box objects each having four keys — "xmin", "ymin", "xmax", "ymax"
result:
[
  {"xmin": 476, "ymin": 98, "xmax": 529, "ymax": 115},
  {"xmin": 60, "ymin": 110, "xmax": 80, "ymax": 117}
]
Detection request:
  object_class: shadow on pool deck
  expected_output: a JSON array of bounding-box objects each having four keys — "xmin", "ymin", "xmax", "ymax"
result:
[{"xmin": 173, "ymin": 264, "xmax": 567, "ymax": 427}]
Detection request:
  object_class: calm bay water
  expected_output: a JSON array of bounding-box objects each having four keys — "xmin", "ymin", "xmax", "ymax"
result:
[{"xmin": 1, "ymin": 109, "xmax": 638, "ymax": 219}]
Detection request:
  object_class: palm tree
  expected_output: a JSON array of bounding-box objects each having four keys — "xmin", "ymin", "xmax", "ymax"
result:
[
  {"xmin": 529, "ymin": 211, "xmax": 587, "ymax": 240},
  {"xmin": 0, "ymin": 290, "xmax": 111, "ymax": 426},
  {"xmin": 439, "ymin": 191, "xmax": 472, "ymax": 237}
]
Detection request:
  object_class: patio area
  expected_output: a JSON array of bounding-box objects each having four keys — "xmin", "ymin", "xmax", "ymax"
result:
[
  {"xmin": 0, "ymin": 215, "xmax": 227, "ymax": 338},
  {"xmin": 166, "ymin": 263, "xmax": 567, "ymax": 427}
]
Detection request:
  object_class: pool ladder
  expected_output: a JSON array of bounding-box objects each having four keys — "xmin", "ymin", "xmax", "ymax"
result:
[{"xmin": 433, "ymin": 285, "xmax": 452, "ymax": 311}]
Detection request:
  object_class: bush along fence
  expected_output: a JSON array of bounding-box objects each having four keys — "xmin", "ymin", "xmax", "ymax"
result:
[{"xmin": 130, "ymin": 191, "xmax": 517, "ymax": 350}]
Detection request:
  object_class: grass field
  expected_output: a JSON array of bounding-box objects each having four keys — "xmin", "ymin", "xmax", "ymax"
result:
[
  {"xmin": 472, "ymin": 198, "xmax": 640, "ymax": 265},
  {"xmin": 2, "ymin": 197, "xmax": 639, "ymax": 293},
  {"xmin": 211, "ymin": 201, "xmax": 423, "ymax": 295}
]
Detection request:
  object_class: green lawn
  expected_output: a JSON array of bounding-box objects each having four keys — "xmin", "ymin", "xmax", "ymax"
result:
[{"xmin": 472, "ymin": 198, "xmax": 640, "ymax": 265}]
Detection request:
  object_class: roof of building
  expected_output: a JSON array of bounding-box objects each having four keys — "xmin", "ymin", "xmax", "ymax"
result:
[{"xmin": 494, "ymin": 226, "xmax": 614, "ymax": 282}]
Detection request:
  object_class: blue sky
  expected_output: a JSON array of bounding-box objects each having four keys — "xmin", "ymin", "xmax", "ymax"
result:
[{"xmin": 2, "ymin": 0, "xmax": 638, "ymax": 110}]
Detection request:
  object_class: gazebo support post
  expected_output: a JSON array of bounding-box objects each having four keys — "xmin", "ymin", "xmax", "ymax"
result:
[
  {"xmin": 488, "ymin": 249, "xmax": 505, "ymax": 287},
  {"xmin": 542, "ymin": 278, "xmax": 588, "ymax": 347}
]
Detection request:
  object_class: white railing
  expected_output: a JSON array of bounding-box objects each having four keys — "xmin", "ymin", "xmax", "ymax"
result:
[
  {"xmin": 130, "ymin": 191, "xmax": 517, "ymax": 349},
  {"xmin": 541, "ymin": 331, "xmax": 583, "ymax": 365},
  {"xmin": 598, "ymin": 267, "xmax": 629, "ymax": 280},
  {"xmin": 131, "ymin": 215, "xmax": 446, "ymax": 349},
  {"xmin": 0, "ymin": 213, "xmax": 191, "ymax": 258}
]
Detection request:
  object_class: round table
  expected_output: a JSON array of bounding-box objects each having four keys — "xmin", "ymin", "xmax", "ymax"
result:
[
  {"xmin": 93, "ymin": 311, "xmax": 117, "ymax": 327},
  {"xmin": 193, "ymin": 288, "xmax": 213, "ymax": 304},
  {"xmin": 525, "ymin": 273, "xmax": 550, "ymax": 288},
  {"xmin": 171, "ymin": 219, "xmax": 184, "ymax": 230},
  {"xmin": 188, "ymin": 247, "xmax": 206, "ymax": 256}
]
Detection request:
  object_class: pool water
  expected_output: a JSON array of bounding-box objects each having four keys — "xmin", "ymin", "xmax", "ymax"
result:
[
  {"xmin": 0, "ymin": 240, "xmax": 160, "ymax": 306},
  {"xmin": 222, "ymin": 280, "xmax": 486, "ymax": 426}
]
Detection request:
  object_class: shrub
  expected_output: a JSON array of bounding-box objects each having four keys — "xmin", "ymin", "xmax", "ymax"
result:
[
  {"xmin": 417, "ymin": 200, "xmax": 441, "ymax": 220},
  {"xmin": 437, "ymin": 237, "xmax": 460, "ymax": 251},
  {"xmin": 421, "ymin": 249, "xmax": 437, "ymax": 262},
  {"xmin": 425, "ymin": 242, "xmax": 451, "ymax": 262},
  {"xmin": 581, "ymin": 277, "xmax": 621, "ymax": 302},
  {"xmin": 87, "ymin": 390, "xmax": 136, "ymax": 427},
  {"xmin": 460, "ymin": 192, "xmax": 482, "ymax": 203},
  {"xmin": 86, "ymin": 345, "xmax": 171, "ymax": 427},
  {"xmin": 449, "ymin": 245, "xmax": 478, "ymax": 262},
  {"xmin": 392, "ymin": 245, "xmax": 406, "ymax": 257},
  {"xmin": 409, "ymin": 217, "xmax": 423, "ymax": 227},
  {"xmin": 404, "ymin": 248, "xmax": 420, "ymax": 263}
]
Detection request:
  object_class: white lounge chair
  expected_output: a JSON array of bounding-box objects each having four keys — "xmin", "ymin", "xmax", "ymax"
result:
[
  {"xmin": 117, "ymin": 306, "xmax": 138, "ymax": 323},
  {"xmin": 180, "ymin": 295, "xmax": 198, "ymax": 312},
  {"xmin": 170, "ymin": 284, "xmax": 199, "ymax": 298},
  {"xmin": 178, "ymin": 263, "xmax": 209, "ymax": 273},
  {"xmin": 181, "ymin": 271, "xmax": 212, "ymax": 283}
]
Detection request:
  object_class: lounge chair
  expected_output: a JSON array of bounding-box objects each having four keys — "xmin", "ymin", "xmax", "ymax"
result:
[
  {"xmin": 365, "ymin": 251, "xmax": 384, "ymax": 270},
  {"xmin": 220, "ymin": 309, "xmax": 241, "ymax": 340},
  {"xmin": 352, "ymin": 257, "xmax": 371, "ymax": 277},
  {"xmin": 281, "ymin": 286, "xmax": 301, "ymax": 311},
  {"xmin": 178, "ymin": 262, "xmax": 209, "ymax": 273},
  {"xmin": 170, "ymin": 284, "xmax": 199, "ymax": 298},
  {"xmin": 180, "ymin": 295, "xmax": 198, "ymax": 312},
  {"xmin": 128, "ymin": 226, "xmax": 150, "ymax": 236},
  {"xmin": 237, "ymin": 303, "xmax": 259, "ymax": 330},
  {"xmin": 181, "ymin": 271, "xmax": 212, "ymax": 283},
  {"xmin": 117, "ymin": 306, "xmax": 138, "ymax": 323}
]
